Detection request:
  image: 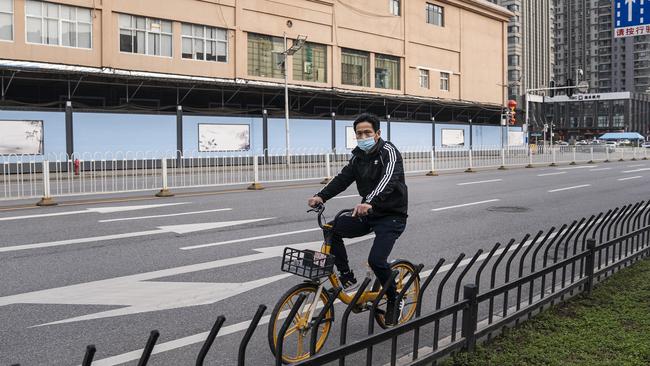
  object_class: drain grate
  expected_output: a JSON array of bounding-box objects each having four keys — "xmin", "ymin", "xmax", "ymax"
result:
[{"xmin": 486, "ymin": 206, "xmax": 530, "ymax": 213}]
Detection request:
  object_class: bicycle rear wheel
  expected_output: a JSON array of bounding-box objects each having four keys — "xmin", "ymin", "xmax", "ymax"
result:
[
  {"xmin": 372, "ymin": 260, "xmax": 421, "ymax": 329},
  {"xmin": 268, "ymin": 282, "xmax": 334, "ymax": 364}
]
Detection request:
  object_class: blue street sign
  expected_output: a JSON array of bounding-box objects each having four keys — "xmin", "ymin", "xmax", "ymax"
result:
[{"xmin": 615, "ymin": 0, "xmax": 650, "ymax": 37}]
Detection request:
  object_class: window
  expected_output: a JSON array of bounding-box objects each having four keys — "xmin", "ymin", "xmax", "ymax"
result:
[
  {"xmin": 375, "ymin": 54, "xmax": 400, "ymax": 89},
  {"xmin": 426, "ymin": 3, "xmax": 444, "ymax": 26},
  {"xmin": 508, "ymin": 55, "xmax": 520, "ymax": 66},
  {"xmin": 0, "ymin": 0, "xmax": 12, "ymax": 41},
  {"xmin": 247, "ymin": 33, "xmax": 284, "ymax": 78},
  {"xmin": 439, "ymin": 72, "xmax": 449, "ymax": 91},
  {"xmin": 119, "ymin": 14, "xmax": 172, "ymax": 57},
  {"xmin": 508, "ymin": 35, "xmax": 520, "ymax": 44},
  {"xmin": 182, "ymin": 23, "xmax": 227, "ymax": 62},
  {"xmin": 419, "ymin": 69, "xmax": 429, "ymax": 89},
  {"xmin": 25, "ymin": 0, "xmax": 91, "ymax": 48},
  {"xmin": 341, "ymin": 48, "xmax": 370, "ymax": 87},
  {"xmin": 390, "ymin": 0, "xmax": 400, "ymax": 16},
  {"xmin": 293, "ymin": 42, "xmax": 327, "ymax": 83}
]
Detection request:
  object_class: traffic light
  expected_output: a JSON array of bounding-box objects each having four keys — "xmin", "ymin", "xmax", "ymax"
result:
[
  {"xmin": 549, "ymin": 80, "xmax": 556, "ymax": 97},
  {"xmin": 566, "ymin": 79, "xmax": 574, "ymax": 98}
]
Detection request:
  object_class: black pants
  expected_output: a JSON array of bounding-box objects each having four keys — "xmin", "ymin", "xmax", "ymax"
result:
[{"xmin": 326, "ymin": 215, "xmax": 407, "ymax": 299}]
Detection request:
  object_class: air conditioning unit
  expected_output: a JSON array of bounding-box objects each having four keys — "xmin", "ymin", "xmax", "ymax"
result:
[{"xmin": 316, "ymin": 68, "xmax": 325, "ymax": 81}]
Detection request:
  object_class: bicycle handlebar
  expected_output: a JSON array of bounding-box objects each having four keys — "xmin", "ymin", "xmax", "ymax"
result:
[{"xmin": 308, "ymin": 203, "xmax": 371, "ymax": 229}]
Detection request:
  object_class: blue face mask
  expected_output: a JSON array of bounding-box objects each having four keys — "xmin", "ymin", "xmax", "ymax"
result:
[{"xmin": 357, "ymin": 137, "xmax": 376, "ymax": 152}]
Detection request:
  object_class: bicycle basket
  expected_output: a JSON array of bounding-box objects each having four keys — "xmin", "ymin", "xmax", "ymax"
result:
[{"xmin": 281, "ymin": 247, "xmax": 335, "ymax": 280}]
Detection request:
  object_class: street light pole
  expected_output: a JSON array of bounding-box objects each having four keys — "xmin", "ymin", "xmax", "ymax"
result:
[
  {"xmin": 282, "ymin": 34, "xmax": 307, "ymax": 165},
  {"xmin": 283, "ymin": 33, "xmax": 290, "ymax": 164}
]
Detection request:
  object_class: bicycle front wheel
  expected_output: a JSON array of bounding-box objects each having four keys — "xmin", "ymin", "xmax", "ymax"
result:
[
  {"xmin": 373, "ymin": 260, "xmax": 421, "ymax": 329},
  {"xmin": 268, "ymin": 282, "xmax": 334, "ymax": 364}
]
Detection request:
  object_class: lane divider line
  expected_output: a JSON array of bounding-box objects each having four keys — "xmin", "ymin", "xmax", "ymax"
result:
[
  {"xmin": 618, "ymin": 176, "xmax": 643, "ymax": 181},
  {"xmin": 548, "ymin": 184, "xmax": 591, "ymax": 193},
  {"xmin": 457, "ymin": 179, "xmax": 503, "ymax": 186},
  {"xmin": 432, "ymin": 199, "xmax": 500, "ymax": 212},
  {"xmin": 180, "ymin": 228, "xmax": 322, "ymax": 250},
  {"xmin": 98, "ymin": 208, "xmax": 232, "ymax": 223}
]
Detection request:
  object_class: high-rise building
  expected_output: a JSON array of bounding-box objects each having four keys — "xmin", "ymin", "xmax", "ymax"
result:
[
  {"xmin": 553, "ymin": 0, "xmax": 650, "ymax": 94},
  {"xmin": 488, "ymin": 0, "xmax": 555, "ymax": 103}
]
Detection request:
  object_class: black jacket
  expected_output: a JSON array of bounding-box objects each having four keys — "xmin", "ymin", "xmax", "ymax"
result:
[{"xmin": 316, "ymin": 139, "xmax": 408, "ymax": 218}]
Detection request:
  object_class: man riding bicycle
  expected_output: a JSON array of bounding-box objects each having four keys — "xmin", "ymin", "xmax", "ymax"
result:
[{"xmin": 308, "ymin": 113, "xmax": 408, "ymax": 326}]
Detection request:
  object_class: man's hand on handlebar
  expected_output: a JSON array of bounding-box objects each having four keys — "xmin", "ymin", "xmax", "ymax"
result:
[
  {"xmin": 352, "ymin": 203, "xmax": 373, "ymax": 217},
  {"xmin": 308, "ymin": 196, "xmax": 324, "ymax": 208}
]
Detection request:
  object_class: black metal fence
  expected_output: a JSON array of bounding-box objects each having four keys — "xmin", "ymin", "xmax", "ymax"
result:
[{"xmin": 9, "ymin": 200, "xmax": 650, "ymax": 366}]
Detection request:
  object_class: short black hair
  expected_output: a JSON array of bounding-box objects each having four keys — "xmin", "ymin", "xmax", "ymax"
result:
[{"xmin": 353, "ymin": 113, "xmax": 381, "ymax": 132}]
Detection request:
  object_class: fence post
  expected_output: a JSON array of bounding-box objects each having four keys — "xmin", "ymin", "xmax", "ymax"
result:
[
  {"xmin": 619, "ymin": 148, "xmax": 624, "ymax": 162},
  {"xmin": 585, "ymin": 239, "xmax": 597, "ymax": 295},
  {"xmin": 549, "ymin": 146, "xmax": 557, "ymax": 167},
  {"xmin": 526, "ymin": 146, "xmax": 534, "ymax": 168},
  {"xmin": 37, "ymin": 160, "xmax": 57, "ymax": 206},
  {"xmin": 588, "ymin": 146, "xmax": 594, "ymax": 164},
  {"xmin": 155, "ymin": 158, "xmax": 174, "ymax": 197},
  {"xmin": 461, "ymin": 284, "xmax": 479, "ymax": 352},
  {"xmin": 498, "ymin": 147, "xmax": 506, "ymax": 170},
  {"xmin": 570, "ymin": 147, "xmax": 576, "ymax": 165},
  {"xmin": 321, "ymin": 153, "xmax": 332, "ymax": 184},
  {"xmin": 248, "ymin": 155, "xmax": 264, "ymax": 190},
  {"xmin": 605, "ymin": 146, "xmax": 610, "ymax": 162},
  {"xmin": 426, "ymin": 147, "xmax": 438, "ymax": 176},
  {"xmin": 632, "ymin": 147, "xmax": 637, "ymax": 161},
  {"xmin": 644, "ymin": 147, "xmax": 648, "ymax": 160},
  {"xmin": 465, "ymin": 149, "xmax": 475, "ymax": 173}
]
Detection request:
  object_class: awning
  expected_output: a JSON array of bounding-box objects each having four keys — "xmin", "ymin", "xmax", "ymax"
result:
[{"xmin": 599, "ymin": 132, "xmax": 645, "ymax": 140}]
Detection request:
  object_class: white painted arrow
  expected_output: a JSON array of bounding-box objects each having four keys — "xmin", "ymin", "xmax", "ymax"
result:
[
  {"xmin": 626, "ymin": 0, "xmax": 636, "ymax": 22},
  {"xmin": 0, "ymin": 234, "xmax": 374, "ymax": 326},
  {"xmin": 0, "ymin": 202, "xmax": 189, "ymax": 222},
  {"xmin": 0, "ymin": 218, "xmax": 274, "ymax": 253}
]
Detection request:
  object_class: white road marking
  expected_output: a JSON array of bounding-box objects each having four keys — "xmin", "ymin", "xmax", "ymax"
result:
[
  {"xmin": 557, "ymin": 166, "xmax": 597, "ymax": 170},
  {"xmin": 180, "ymin": 227, "xmax": 321, "ymax": 250},
  {"xmin": 618, "ymin": 176, "xmax": 642, "ymax": 181},
  {"xmin": 432, "ymin": 199, "xmax": 500, "ymax": 212},
  {"xmin": 0, "ymin": 202, "xmax": 189, "ymax": 222},
  {"xmin": 626, "ymin": 164, "xmax": 645, "ymax": 168},
  {"xmin": 589, "ymin": 168, "xmax": 612, "ymax": 171},
  {"xmin": 331, "ymin": 194, "xmax": 361, "ymax": 200},
  {"xmin": 548, "ymin": 184, "xmax": 591, "ymax": 193},
  {"xmin": 622, "ymin": 168, "xmax": 650, "ymax": 173},
  {"xmin": 98, "ymin": 208, "xmax": 232, "ymax": 223},
  {"xmin": 0, "ymin": 235, "xmax": 375, "ymax": 326},
  {"xmin": 0, "ymin": 218, "xmax": 274, "ymax": 253},
  {"xmin": 537, "ymin": 172, "xmax": 566, "ymax": 177},
  {"xmin": 457, "ymin": 179, "xmax": 503, "ymax": 186}
]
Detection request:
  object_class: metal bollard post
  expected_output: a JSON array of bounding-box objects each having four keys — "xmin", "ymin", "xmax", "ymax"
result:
[
  {"xmin": 461, "ymin": 284, "xmax": 479, "ymax": 352},
  {"xmin": 588, "ymin": 147, "xmax": 594, "ymax": 164},
  {"xmin": 248, "ymin": 155, "xmax": 264, "ymax": 190},
  {"xmin": 321, "ymin": 153, "xmax": 332, "ymax": 184},
  {"xmin": 427, "ymin": 147, "xmax": 438, "ymax": 176},
  {"xmin": 156, "ymin": 158, "xmax": 174, "ymax": 197},
  {"xmin": 37, "ymin": 160, "xmax": 57, "ymax": 206},
  {"xmin": 585, "ymin": 239, "xmax": 597, "ymax": 295}
]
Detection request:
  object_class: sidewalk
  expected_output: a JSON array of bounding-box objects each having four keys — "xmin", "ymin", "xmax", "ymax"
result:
[{"xmin": 445, "ymin": 258, "xmax": 650, "ymax": 366}]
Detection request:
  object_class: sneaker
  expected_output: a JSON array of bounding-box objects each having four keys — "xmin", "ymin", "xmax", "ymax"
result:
[
  {"xmin": 385, "ymin": 297, "xmax": 405, "ymax": 326},
  {"xmin": 338, "ymin": 270, "xmax": 358, "ymax": 290}
]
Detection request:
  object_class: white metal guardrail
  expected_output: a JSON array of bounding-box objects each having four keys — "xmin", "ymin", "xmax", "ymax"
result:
[{"xmin": 1, "ymin": 147, "xmax": 647, "ymax": 203}]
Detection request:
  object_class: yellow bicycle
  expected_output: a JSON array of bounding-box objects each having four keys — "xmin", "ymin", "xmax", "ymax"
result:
[{"xmin": 268, "ymin": 204, "xmax": 421, "ymax": 364}]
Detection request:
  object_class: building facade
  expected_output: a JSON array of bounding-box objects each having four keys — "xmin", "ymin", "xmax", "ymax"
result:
[
  {"xmin": 0, "ymin": 0, "xmax": 512, "ymax": 156},
  {"xmin": 487, "ymin": 0, "xmax": 554, "ymax": 103},
  {"xmin": 553, "ymin": 0, "xmax": 650, "ymax": 94},
  {"xmin": 528, "ymin": 92, "xmax": 650, "ymax": 142}
]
